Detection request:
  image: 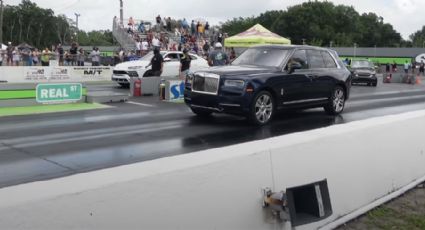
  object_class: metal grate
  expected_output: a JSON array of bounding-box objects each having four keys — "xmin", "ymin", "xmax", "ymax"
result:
[{"xmin": 192, "ymin": 74, "xmax": 219, "ymax": 95}]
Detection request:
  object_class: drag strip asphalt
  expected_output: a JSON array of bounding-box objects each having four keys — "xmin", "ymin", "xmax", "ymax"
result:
[{"xmin": 1, "ymin": 82, "xmax": 425, "ymax": 188}]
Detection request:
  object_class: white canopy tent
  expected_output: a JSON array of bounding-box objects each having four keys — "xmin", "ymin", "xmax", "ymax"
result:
[{"xmin": 0, "ymin": 43, "xmax": 7, "ymax": 50}]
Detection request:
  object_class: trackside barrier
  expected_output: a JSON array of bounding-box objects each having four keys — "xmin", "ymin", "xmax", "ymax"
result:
[
  {"xmin": 0, "ymin": 66, "xmax": 112, "ymax": 83},
  {"xmin": 383, "ymin": 73, "xmax": 422, "ymax": 85},
  {"xmin": 0, "ymin": 111, "xmax": 425, "ymax": 229}
]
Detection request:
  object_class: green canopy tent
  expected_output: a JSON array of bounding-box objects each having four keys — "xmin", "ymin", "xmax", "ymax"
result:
[{"xmin": 224, "ymin": 24, "xmax": 291, "ymax": 48}]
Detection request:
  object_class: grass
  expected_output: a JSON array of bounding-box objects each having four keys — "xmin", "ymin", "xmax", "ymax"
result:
[
  {"xmin": 0, "ymin": 103, "xmax": 109, "ymax": 117},
  {"xmin": 362, "ymin": 206, "xmax": 425, "ymax": 230}
]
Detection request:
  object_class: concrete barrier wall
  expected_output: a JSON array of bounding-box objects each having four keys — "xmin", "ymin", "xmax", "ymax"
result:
[
  {"xmin": 1, "ymin": 111, "xmax": 425, "ymax": 229},
  {"xmin": 0, "ymin": 66, "xmax": 112, "ymax": 83}
]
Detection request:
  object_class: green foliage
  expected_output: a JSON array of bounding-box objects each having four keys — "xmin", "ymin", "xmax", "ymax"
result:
[
  {"xmin": 1, "ymin": 0, "xmax": 116, "ymax": 48},
  {"xmin": 409, "ymin": 26, "xmax": 425, "ymax": 47},
  {"xmin": 221, "ymin": 0, "xmax": 404, "ymax": 47}
]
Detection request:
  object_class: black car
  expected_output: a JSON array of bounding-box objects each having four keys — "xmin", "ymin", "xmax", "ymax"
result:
[
  {"xmin": 184, "ymin": 45, "xmax": 351, "ymax": 125},
  {"xmin": 350, "ymin": 59, "xmax": 377, "ymax": 86}
]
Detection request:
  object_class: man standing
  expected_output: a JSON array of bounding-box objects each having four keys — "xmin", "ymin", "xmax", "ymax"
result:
[
  {"xmin": 6, "ymin": 42, "xmax": 13, "ymax": 66},
  {"xmin": 146, "ymin": 49, "xmax": 163, "ymax": 76},
  {"xmin": 141, "ymin": 39, "xmax": 149, "ymax": 56},
  {"xmin": 152, "ymin": 36, "xmax": 161, "ymax": 51},
  {"xmin": 179, "ymin": 48, "xmax": 192, "ymax": 79},
  {"xmin": 420, "ymin": 60, "xmax": 425, "ymax": 76},
  {"xmin": 57, "ymin": 43, "xmax": 64, "ymax": 66},
  {"xmin": 208, "ymin": 42, "xmax": 229, "ymax": 66},
  {"xmin": 90, "ymin": 47, "xmax": 101, "ymax": 66},
  {"xmin": 403, "ymin": 60, "xmax": 409, "ymax": 74}
]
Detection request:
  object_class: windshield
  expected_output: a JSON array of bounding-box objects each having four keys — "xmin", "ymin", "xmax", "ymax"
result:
[
  {"xmin": 232, "ymin": 48, "xmax": 289, "ymax": 68},
  {"xmin": 351, "ymin": 60, "xmax": 373, "ymax": 68}
]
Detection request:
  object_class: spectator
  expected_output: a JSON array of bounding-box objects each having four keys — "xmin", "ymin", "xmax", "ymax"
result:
[
  {"xmin": 385, "ymin": 63, "xmax": 390, "ymax": 73},
  {"xmin": 179, "ymin": 48, "xmax": 192, "ymax": 79},
  {"xmin": 152, "ymin": 36, "xmax": 161, "ymax": 50},
  {"xmin": 128, "ymin": 17, "xmax": 135, "ymax": 29},
  {"xmin": 191, "ymin": 20, "xmax": 196, "ymax": 35},
  {"xmin": 208, "ymin": 42, "xmax": 229, "ymax": 66},
  {"xmin": 146, "ymin": 48, "xmax": 163, "ymax": 76},
  {"xmin": 6, "ymin": 42, "xmax": 13, "ymax": 66},
  {"xmin": 420, "ymin": 60, "xmax": 425, "ymax": 76},
  {"xmin": 12, "ymin": 47, "xmax": 20, "ymax": 66},
  {"xmin": 138, "ymin": 21, "xmax": 145, "ymax": 33},
  {"xmin": 205, "ymin": 22, "xmax": 210, "ymax": 37},
  {"xmin": 162, "ymin": 17, "xmax": 167, "ymax": 30},
  {"xmin": 32, "ymin": 49, "xmax": 39, "ymax": 66},
  {"xmin": 119, "ymin": 49, "xmax": 125, "ymax": 62},
  {"xmin": 70, "ymin": 42, "xmax": 78, "ymax": 66},
  {"xmin": 77, "ymin": 48, "xmax": 85, "ymax": 66},
  {"xmin": 136, "ymin": 40, "xmax": 142, "ymax": 56},
  {"xmin": 403, "ymin": 60, "xmax": 409, "ymax": 74},
  {"xmin": 64, "ymin": 51, "xmax": 72, "ymax": 66},
  {"xmin": 41, "ymin": 48, "xmax": 50, "ymax": 66},
  {"xmin": 166, "ymin": 17, "xmax": 172, "ymax": 32},
  {"xmin": 156, "ymin": 15, "xmax": 162, "ymax": 31},
  {"xmin": 217, "ymin": 33, "xmax": 223, "ymax": 43},
  {"xmin": 412, "ymin": 61, "xmax": 416, "ymax": 74},
  {"xmin": 141, "ymin": 39, "xmax": 149, "ymax": 56},
  {"xmin": 0, "ymin": 49, "xmax": 4, "ymax": 66},
  {"xmin": 21, "ymin": 47, "xmax": 32, "ymax": 66},
  {"xmin": 182, "ymin": 18, "xmax": 189, "ymax": 33},
  {"xmin": 90, "ymin": 47, "xmax": 101, "ymax": 66},
  {"xmin": 57, "ymin": 43, "xmax": 64, "ymax": 66},
  {"xmin": 229, "ymin": 47, "xmax": 236, "ymax": 62},
  {"xmin": 392, "ymin": 61, "xmax": 397, "ymax": 72},
  {"xmin": 202, "ymin": 41, "xmax": 210, "ymax": 57}
]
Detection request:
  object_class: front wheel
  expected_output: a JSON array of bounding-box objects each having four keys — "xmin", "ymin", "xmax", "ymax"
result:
[
  {"xmin": 249, "ymin": 91, "xmax": 275, "ymax": 125},
  {"xmin": 324, "ymin": 86, "xmax": 346, "ymax": 115}
]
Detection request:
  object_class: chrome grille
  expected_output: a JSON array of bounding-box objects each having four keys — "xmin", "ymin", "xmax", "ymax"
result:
[{"xmin": 192, "ymin": 74, "xmax": 219, "ymax": 95}]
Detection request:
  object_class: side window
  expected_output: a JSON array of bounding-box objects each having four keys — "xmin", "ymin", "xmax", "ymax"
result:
[
  {"xmin": 164, "ymin": 53, "xmax": 179, "ymax": 61},
  {"xmin": 321, "ymin": 51, "xmax": 337, "ymax": 68},
  {"xmin": 308, "ymin": 50, "xmax": 326, "ymax": 69},
  {"xmin": 288, "ymin": 50, "xmax": 309, "ymax": 70}
]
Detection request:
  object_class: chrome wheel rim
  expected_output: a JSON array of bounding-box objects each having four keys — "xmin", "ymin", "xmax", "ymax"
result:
[
  {"xmin": 333, "ymin": 89, "xmax": 345, "ymax": 113},
  {"xmin": 255, "ymin": 94, "xmax": 273, "ymax": 123}
]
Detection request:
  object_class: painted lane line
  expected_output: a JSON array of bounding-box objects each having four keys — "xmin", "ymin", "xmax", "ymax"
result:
[
  {"xmin": 126, "ymin": 101, "xmax": 156, "ymax": 107},
  {"xmin": 348, "ymin": 94, "xmax": 425, "ymax": 106}
]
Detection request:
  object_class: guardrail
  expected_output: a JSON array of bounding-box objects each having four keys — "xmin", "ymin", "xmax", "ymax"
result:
[{"xmin": 0, "ymin": 110, "xmax": 425, "ymax": 229}]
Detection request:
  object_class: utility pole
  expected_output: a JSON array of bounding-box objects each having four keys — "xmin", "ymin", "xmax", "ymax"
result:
[
  {"xmin": 74, "ymin": 13, "xmax": 80, "ymax": 42},
  {"xmin": 0, "ymin": 0, "xmax": 4, "ymax": 45},
  {"xmin": 119, "ymin": 0, "xmax": 123, "ymax": 26}
]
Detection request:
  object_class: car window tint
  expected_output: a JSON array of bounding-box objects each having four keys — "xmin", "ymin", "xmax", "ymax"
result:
[
  {"xmin": 321, "ymin": 51, "xmax": 337, "ymax": 68},
  {"xmin": 308, "ymin": 50, "xmax": 326, "ymax": 69},
  {"xmin": 289, "ymin": 50, "xmax": 308, "ymax": 69}
]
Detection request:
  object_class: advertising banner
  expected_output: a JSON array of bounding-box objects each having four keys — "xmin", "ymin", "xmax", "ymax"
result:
[
  {"xmin": 0, "ymin": 66, "xmax": 112, "ymax": 83},
  {"xmin": 165, "ymin": 80, "xmax": 185, "ymax": 100}
]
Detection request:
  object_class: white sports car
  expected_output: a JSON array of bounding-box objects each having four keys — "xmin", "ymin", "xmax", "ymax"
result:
[{"xmin": 112, "ymin": 51, "xmax": 209, "ymax": 86}]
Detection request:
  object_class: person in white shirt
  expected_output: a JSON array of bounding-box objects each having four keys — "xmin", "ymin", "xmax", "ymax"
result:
[
  {"xmin": 152, "ymin": 36, "xmax": 161, "ymax": 51},
  {"xmin": 136, "ymin": 40, "xmax": 142, "ymax": 56},
  {"xmin": 90, "ymin": 47, "xmax": 101, "ymax": 66},
  {"xmin": 141, "ymin": 39, "xmax": 149, "ymax": 56}
]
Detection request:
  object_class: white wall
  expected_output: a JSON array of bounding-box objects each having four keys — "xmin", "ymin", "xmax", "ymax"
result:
[
  {"xmin": 0, "ymin": 111, "xmax": 425, "ymax": 230},
  {"xmin": 0, "ymin": 66, "xmax": 112, "ymax": 83}
]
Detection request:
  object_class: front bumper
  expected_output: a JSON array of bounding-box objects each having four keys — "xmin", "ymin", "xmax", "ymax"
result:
[
  {"xmin": 184, "ymin": 90, "xmax": 251, "ymax": 115},
  {"xmin": 352, "ymin": 76, "xmax": 377, "ymax": 84}
]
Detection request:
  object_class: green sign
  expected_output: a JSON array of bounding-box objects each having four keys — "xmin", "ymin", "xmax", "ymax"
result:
[{"xmin": 36, "ymin": 83, "xmax": 82, "ymax": 104}]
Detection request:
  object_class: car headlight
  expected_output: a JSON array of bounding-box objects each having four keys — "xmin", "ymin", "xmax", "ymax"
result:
[
  {"xmin": 128, "ymin": 66, "xmax": 144, "ymax": 70},
  {"xmin": 224, "ymin": 80, "xmax": 245, "ymax": 88}
]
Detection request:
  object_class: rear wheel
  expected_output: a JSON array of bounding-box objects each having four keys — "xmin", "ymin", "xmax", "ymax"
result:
[
  {"xmin": 324, "ymin": 86, "xmax": 346, "ymax": 115},
  {"xmin": 249, "ymin": 91, "xmax": 274, "ymax": 125},
  {"xmin": 191, "ymin": 107, "xmax": 213, "ymax": 117}
]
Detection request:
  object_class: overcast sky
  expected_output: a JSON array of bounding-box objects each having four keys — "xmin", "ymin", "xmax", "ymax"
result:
[{"xmin": 5, "ymin": 0, "xmax": 425, "ymax": 40}]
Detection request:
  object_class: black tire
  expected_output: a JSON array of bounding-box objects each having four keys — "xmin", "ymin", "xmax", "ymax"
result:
[
  {"xmin": 324, "ymin": 86, "xmax": 346, "ymax": 115},
  {"xmin": 248, "ymin": 91, "xmax": 275, "ymax": 125},
  {"xmin": 191, "ymin": 107, "xmax": 213, "ymax": 117}
]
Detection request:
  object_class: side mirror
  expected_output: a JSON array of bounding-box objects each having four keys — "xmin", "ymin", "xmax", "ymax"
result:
[
  {"xmin": 288, "ymin": 62, "xmax": 302, "ymax": 74},
  {"xmin": 164, "ymin": 57, "xmax": 172, "ymax": 62}
]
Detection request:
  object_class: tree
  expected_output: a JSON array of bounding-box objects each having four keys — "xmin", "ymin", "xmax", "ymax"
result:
[{"xmin": 220, "ymin": 0, "xmax": 403, "ymax": 47}]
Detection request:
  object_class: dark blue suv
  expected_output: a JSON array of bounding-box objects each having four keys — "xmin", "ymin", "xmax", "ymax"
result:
[{"xmin": 184, "ymin": 45, "xmax": 351, "ymax": 125}]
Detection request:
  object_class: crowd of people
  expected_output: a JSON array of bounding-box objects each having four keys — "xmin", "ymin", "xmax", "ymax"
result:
[
  {"xmin": 0, "ymin": 42, "xmax": 102, "ymax": 67},
  {"xmin": 385, "ymin": 60, "xmax": 425, "ymax": 75}
]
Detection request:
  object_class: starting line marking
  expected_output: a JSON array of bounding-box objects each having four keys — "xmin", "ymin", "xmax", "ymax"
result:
[{"xmin": 126, "ymin": 101, "xmax": 156, "ymax": 107}]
